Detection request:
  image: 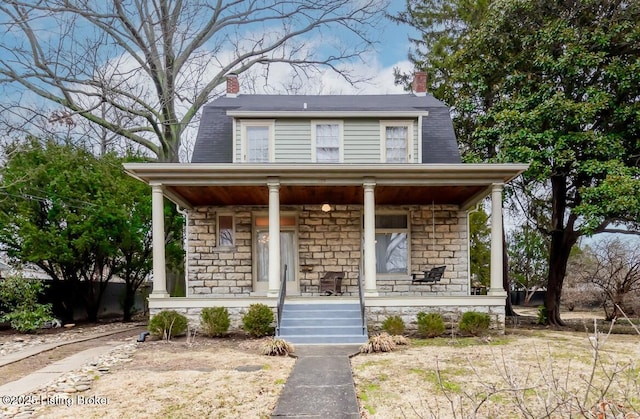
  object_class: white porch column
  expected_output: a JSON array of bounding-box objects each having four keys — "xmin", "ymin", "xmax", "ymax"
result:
[
  {"xmin": 489, "ymin": 183, "xmax": 507, "ymax": 296},
  {"xmin": 363, "ymin": 180, "xmax": 378, "ymax": 296},
  {"xmin": 267, "ymin": 179, "xmax": 281, "ymax": 297},
  {"xmin": 150, "ymin": 183, "xmax": 169, "ymax": 298}
]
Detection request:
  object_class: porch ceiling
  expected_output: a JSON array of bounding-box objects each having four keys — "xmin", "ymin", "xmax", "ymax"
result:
[
  {"xmin": 123, "ymin": 163, "xmax": 529, "ymax": 210},
  {"xmin": 167, "ymin": 184, "xmax": 486, "ymax": 207}
]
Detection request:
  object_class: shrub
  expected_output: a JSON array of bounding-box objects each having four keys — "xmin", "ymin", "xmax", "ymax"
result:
[
  {"xmin": 200, "ymin": 307, "xmax": 230, "ymax": 337},
  {"xmin": 391, "ymin": 334, "xmax": 409, "ymax": 346},
  {"xmin": 149, "ymin": 310, "xmax": 188, "ymax": 339},
  {"xmin": 459, "ymin": 311, "xmax": 491, "ymax": 336},
  {"xmin": 536, "ymin": 305, "xmax": 547, "ymax": 325},
  {"xmin": 416, "ymin": 312, "xmax": 445, "ymax": 338},
  {"xmin": 382, "ymin": 315, "xmax": 405, "ymax": 335},
  {"xmin": 0, "ymin": 275, "xmax": 53, "ymax": 333},
  {"xmin": 242, "ymin": 303, "xmax": 274, "ymax": 337},
  {"xmin": 360, "ymin": 333, "xmax": 396, "ymax": 353},
  {"xmin": 260, "ymin": 337, "xmax": 294, "ymax": 356}
]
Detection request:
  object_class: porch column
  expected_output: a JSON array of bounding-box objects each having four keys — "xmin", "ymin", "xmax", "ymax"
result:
[
  {"xmin": 267, "ymin": 179, "xmax": 281, "ymax": 297},
  {"xmin": 150, "ymin": 183, "xmax": 169, "ymax": 298},
  {"xmin": 489, "ymin": 183, "xmax": 507, "ymax": 296},
  {"xmin": 363, "ymin": 180, "xmax": 378, "ymax": 296}
]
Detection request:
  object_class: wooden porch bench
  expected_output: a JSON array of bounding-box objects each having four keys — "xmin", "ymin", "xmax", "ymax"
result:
[
  {"xmin": 320, "ymin": 271, "xmax": 345, "ymax": 295},
  {"xmin": 411, "ymin": 266, "xmax": 446, "ymax": 284}
]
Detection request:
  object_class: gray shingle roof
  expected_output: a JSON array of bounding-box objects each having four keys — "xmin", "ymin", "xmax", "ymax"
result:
[{"xmin": 191, "ymin": 93, "xmax": 461, "ymax": 163}]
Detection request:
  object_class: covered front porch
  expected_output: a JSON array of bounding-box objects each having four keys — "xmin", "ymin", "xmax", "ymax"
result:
[{"xmin": 124, "ymin": 163, "xmax": 527, "ymax": 331}]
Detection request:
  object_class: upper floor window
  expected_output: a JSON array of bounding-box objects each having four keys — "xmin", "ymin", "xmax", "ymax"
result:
[
  {"xmin": 241, "ymin": 120, "xmax": 274, "ymax": 162},
  {"xmin": 381, "ymin": 121, "xmax": 413, "ymax": 163},
  {"xmin": 312, "ymin": 121, "xmax": 342, "ymax": 163}
]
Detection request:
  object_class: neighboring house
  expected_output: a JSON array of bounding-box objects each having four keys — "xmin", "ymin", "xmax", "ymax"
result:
[
  {"xmin": 0, "ymin": 259, "xmax": 51, "ymax": 281},
  {"xmin": 124, "ymin": 72, "xmax": 528, "ymax": 343}
]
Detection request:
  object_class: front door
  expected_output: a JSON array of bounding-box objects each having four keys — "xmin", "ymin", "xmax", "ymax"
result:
[{"xmin": 254, "ymin": 218, "xmax": 298, "ymax": 294}]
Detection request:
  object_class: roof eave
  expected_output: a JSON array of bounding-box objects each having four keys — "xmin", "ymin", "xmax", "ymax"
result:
[
  {"xmin": 124, "ymin": 163, "xmax": 529, "ymax": 185},
  {"xmin": 226, "ymin": 110, "xmax": 430, "ymax": 118}
]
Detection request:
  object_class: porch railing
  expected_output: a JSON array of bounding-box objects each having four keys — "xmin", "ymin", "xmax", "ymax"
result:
[
  {"xmin": 358, "ymin": 272, "xmax": 367, "ymax": 335},
  {"xmin": 276, "ymin": 264, "xmax": 287, "ymax": 336}
]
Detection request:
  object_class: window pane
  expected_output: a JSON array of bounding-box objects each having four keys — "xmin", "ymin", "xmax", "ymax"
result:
[
  {"xmin": 218, "ymin": 215, "xmax": 233, "ymax": 246},
  {"xmin": 256, "ymin": 232, "xmax": 269, "ymax": 282},
  {"xmin": 256, "ymin": 231, "xmax": 296, "ymax": 282},
  {"xmin": 246, "ymin": 126, "xmax": 269, "ymax": 162},
  {"xmin": 375, "ymin": 233, "xmax": 407, "ymax": 273},
  {"xmin": 375, "ymin": 214, "xmax": 407, "ymax": 229},
  {"xmin": 316, "ymin": 124, "xmax": 339, "ymax": 163},
  {"xmin": 385, "ymin": 126, "xmax": 407, "ymax": 163}
]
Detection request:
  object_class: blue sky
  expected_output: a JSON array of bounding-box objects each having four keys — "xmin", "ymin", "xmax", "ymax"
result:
[{"xmin": 378, "ymin": 2, "xmax": 419, "ymax": 67}]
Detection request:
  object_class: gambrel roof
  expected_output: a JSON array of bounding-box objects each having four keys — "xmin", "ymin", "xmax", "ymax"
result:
[{"xmin": 191, "ymin": 94, "xmax": 461, "ymax": 164}]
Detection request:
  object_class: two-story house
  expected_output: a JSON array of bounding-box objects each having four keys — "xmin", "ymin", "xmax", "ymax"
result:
[{"xmin": 124, "ymin": 72, "xmax": 527, "ymax": 344}]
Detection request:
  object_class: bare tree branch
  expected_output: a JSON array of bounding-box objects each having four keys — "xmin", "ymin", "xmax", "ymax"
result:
[{"xmin": 0, "ymin": 0, "xmax": 387, "ymax": 161}]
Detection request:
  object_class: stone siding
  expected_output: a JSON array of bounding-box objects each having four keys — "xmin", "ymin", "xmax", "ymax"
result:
[
  {"xmin": 366, "ymin": 304, "xmax": 506, "ymax": 333},
  {"xmin": 187, "ymin": 204, "xmax": 469, "ymax": 297},
  {"xmin": 149, "ymin": 306, "xmax": 275, "ymax": 333},
  {"xmin": 150, "ymin": 303, "xmax": 505, "ymax": 334}
]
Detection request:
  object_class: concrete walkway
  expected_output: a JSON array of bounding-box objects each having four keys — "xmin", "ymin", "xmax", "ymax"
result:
[
  {"xmin": 0, "ymin": 325, "xmax": 144, "ymax": 396},
  {"xmin": 0, "ymin": 345, "xmax": 119, "ymax": 397},
  {"xmin": 0, "ymin": 324, "xmax": 144, "ymax": 368},
  {"xmin": 272, "ymin": 345, "xmax": 361, "ymax": 419}
]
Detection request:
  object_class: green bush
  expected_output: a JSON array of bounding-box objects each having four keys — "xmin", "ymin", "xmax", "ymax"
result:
[
  {"xmin": 242, "ymin": 303, "xmax": 274, "ymax": 337},
  {"xmin": 458, "ymin": 311, "xmax": 491, "ymax": 336},
  {"xmin": 0, "ymin": 275, "xmax": 53, "ymax": 333},
  {"xmin": 382, "ymin": 315, "xmax": 405, "ymax": 335},
  {"xmin": 416, "ymin": 312, "xmax": 445, "ymax": 338},
  {"xmin": 536, "ymin": 305, "xmax": 548, "ymax": 325},
  {"xmin": 149, "ymin": 310, "xmax": 188, "ymax": 339},
  {"xmin": 201, "ymin": 307, "xmax": 230, "ymax": 337}
]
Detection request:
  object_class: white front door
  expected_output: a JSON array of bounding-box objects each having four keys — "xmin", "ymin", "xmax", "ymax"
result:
[{"xmin": 255, "ymin": 230, "xmax": 298, "ymax": 294}]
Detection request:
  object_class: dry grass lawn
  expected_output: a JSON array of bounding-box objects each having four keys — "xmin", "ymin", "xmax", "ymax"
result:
[
  {"xmin": 32, "ymin": 317, "xmax": 640, "ymax": 418},
  {"xmin": 37, "ymin": 337, "xmax": 295, "ymax": 419},
  {"xmin": 352, "ymin": 329, "xmax": 640, "ymax": 418}
]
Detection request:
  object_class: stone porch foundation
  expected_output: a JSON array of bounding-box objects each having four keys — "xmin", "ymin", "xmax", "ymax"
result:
[{"xmin": 148, "ymin": 295, "xmax": 506, "ymax": 334}]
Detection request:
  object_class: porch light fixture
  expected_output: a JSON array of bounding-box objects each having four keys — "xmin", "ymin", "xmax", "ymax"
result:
[{"xmin": 321, "ymin": 203, "xmax": 332, "ymax": 212}]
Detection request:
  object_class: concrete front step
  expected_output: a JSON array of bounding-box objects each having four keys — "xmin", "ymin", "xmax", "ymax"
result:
[
  {"xmin": 278, "ymin": 325, "xmax": 365, "ymax": 336},
  {"xmin": 278, "ymin": 334, "xmax": 369, "ymax": 345},
  {"xmin": 280, "ymin": 317, "xmax": 362, "ymax": 327},
  {"xmin": 277, "ymin": 302, "xmax": 367, "ymax": 345},
  {"xmin": 281, "ymin": 309, "xmax": 362, "ymax": 319}
]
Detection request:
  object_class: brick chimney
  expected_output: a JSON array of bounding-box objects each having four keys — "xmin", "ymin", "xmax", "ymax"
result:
[
  {"xmin": 226, "ymin": 73, "xmax": 239, "ymax": 97},
  {"xmin": 412, "ymin": 71, "xmax": 427, "ymax": 96}
]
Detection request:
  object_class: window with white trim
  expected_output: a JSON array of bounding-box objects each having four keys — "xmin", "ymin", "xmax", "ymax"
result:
[
  {"xmin": 381, "ymin": 121, "xmax": 413, "ymax": 163},
  {"xmin": 375, "ymin": 214, "xmax": 409, "ymax": 274},
  {"xmin": 217, "ymin": 214, "xmax": 234, "ymax": 247},
  {"xmin": 241, "ymin": 121, "xmax": 274, "ymax": 162},
  {"xmin": 312, "ymin": 121, "xmax": 342, "ymax": 163}
]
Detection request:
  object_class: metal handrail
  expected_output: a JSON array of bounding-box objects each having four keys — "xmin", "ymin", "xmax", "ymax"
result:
[
  {"xmin": 358, "ymin": 272, "xmax": 367, "ymax": 335},
  {"xmin": 276, "ymin": 264, "xmax": 287, "ymax": 335}
]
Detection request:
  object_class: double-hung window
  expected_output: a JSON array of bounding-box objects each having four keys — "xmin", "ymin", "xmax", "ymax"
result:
[
  {"xmin": 217, "ymin": 214, "xmax": 234, "ymax": 247},
  {"xmin": 374, "ymin": 214, "xmax": 409, "ymax": 274},
  {"xmin": 241, "ymin": 120, "xmax": 274, "ymax": 162},
  {"xmin": 312, "ymin": 121, "xmax": 342, "ymax": 163},
  {"xmin": 381, "ymin": 121, "xmax": 413, "ymax": 163}
]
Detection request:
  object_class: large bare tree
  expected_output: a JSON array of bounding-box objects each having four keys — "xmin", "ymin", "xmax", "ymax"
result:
[{"xmin": 0, "ymin": 0, "xmax": 386, "ymax": 161}]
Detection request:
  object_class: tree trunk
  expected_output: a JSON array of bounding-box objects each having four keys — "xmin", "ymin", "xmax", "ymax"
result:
[
  {"xmin": 545, "ymin": 227, "xmax": 579, "ymax": 326},
  {"xmin": 122, "ymin": 283, "xmax": 136, "ymax": 322},
  {"xmin": 544, "ymin": 175, "xmax": 579, "ymax": 326},
  {"xmin": 503, "ymin": 227, "xmax": 517, "ymax": 316}
]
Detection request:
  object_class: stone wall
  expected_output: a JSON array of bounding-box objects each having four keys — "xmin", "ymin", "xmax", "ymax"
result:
[
  {"xmin": 366, "ymin": 304, "xmax": 506, "ymax": 333},
  {"xmin": 149, "ymin": 305, "xmax": 275, "ymax": 333},
  {"xmin": 186, "ymin": 204, "xmax": 469, "ymax": 297},
  {"xmin": 149, "ymin": 302, "xmax": 505, "ymax": 334}
]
